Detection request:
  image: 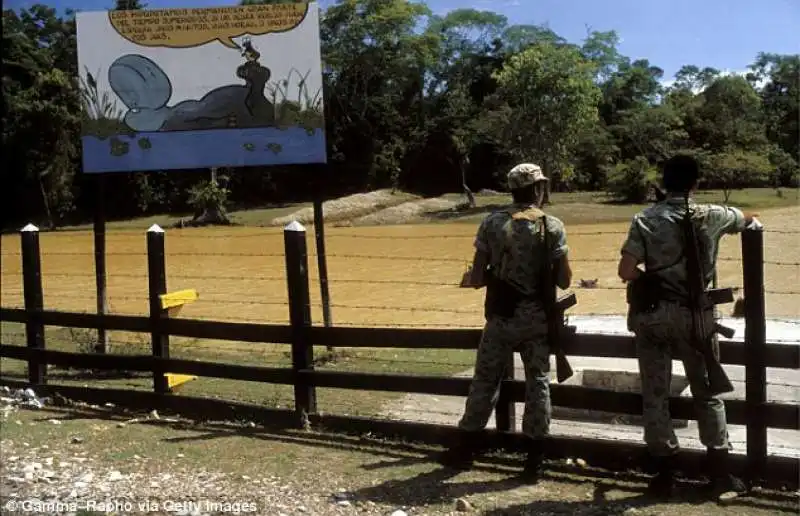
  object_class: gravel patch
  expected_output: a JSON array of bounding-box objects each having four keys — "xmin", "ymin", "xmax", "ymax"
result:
[
  {"xmin": 341, "ymin": 197, "xmax": 460, "ymax": 227},
  {"xmin": 1, "ymin": 389, "xmax": 796, "ymax": 515},
  {"xmin": 0, "ymin": 437, "xmax": 398, "ymax": 515},
  {"xmin": 270, "ymin": 190, "xmax": 416, "ymax": 227}
]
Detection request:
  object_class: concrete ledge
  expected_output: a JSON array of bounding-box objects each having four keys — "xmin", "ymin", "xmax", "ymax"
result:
[{"xmin": 551, "ymin": 369, "xmax": 690, "ymax": 428}]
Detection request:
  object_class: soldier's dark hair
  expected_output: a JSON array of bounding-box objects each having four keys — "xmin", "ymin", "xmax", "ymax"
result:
[
  {"xmin": 510, "ymin": 184, "xmax": 536, "ymax": 204},
  {"xmin": 662, "ymin": 154, "xmax": 700, "ymax": 194}
]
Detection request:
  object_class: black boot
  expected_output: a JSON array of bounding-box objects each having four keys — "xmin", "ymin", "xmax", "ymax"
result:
[
  {"xmin": 706, "ymin": 448, "xmax": 747, "ymax": 502},
  {"xmin": 437, "ymin": 431, "xmax": 483, "ymax": 470},
  {"xmin": 520, "ymin": 438, "xmax": 545, "ymax": 483},
  {"xmin": 646, "ymin": 454, "xmax": 677, "ymax": 498}
]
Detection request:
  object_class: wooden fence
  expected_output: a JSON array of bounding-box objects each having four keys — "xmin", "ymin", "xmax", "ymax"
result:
[{"xmin": 1, "ymin": 222, "xmax": 798, "ymax": 488}]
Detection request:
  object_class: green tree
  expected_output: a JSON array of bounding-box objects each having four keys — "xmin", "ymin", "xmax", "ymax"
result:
[
  {"xmin": 749, "ymin": 53, "xmax": 800, "ymax": 163},
  {"xmin": 767, "ymin": 145, "xmax": 799, "ymax": 188},
  {"xmin": 580, "ymin": 29, "xmax": 627, "ymax": 82},
  {"xmin": 690, "ymin": 75, "xmax": 768, "ymax": 153},
  {"xmin": 707, "ymin": 149, "xmax": 772, "ymax": 202},
  {"xmin": 484, "ymin": 42, "xmax": 601, "ymax": 191},
  {"xmin": 671, "ymin": 64, "xmax": 720, "ymax": 92},
  {"xmin": 2, "ymin": 7, "xmax": 80, "ymax": 229},
  {"xmin": 320, "ymin": 0, "xmax": 437, "ymax": 189},
  {"xmin": 605, "ymin": 156, "xmax": 656, "ymax": 203}
]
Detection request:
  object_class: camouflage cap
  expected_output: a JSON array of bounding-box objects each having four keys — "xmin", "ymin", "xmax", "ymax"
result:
[{"xmin": 507, "ymin": 163, "xmax": 548, "ymax": 190}]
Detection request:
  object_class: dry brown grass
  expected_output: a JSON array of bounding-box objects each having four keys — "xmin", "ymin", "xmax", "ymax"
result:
[{"xmin": 1, "ymin": 206, "xmax": 798, "ymax": 326}]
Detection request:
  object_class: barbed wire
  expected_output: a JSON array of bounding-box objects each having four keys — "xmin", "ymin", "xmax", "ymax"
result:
[
  {"xmin": 34, "ymin": 250, "xmax": 781, "ymax": 266},
  {"xmin": 5, "ymin": 252, "xmax": 799, "ymax": 269},
  {"xmin": 4, "ymin": 271, "xmax": 797, "ymax": 294},
  {"xmin": 328, "ymin": 303, "xmax": 477, "ymax": 315},
  {"xmin": 6, "ymin": 228, "xmax": 795, "ymax": 244},
  {"xmin": 31, "ymin": 251, "xmax": 288, "ymax": 258},
  {"xmin": 29, "ymin": 228, "xmax": 283, "ymax": 238},
  {"xmin": 3, "ymin": 283, "xmax": 800, "ymax": 303},
  {"xmin": 194, "ymin": 297, "xmax": 288, "ymax": 306}
]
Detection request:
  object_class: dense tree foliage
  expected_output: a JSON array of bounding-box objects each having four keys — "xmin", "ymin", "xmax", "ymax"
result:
[{"xmin": 2, "ymin": 1, "xmax": 798, "ymax": 229}]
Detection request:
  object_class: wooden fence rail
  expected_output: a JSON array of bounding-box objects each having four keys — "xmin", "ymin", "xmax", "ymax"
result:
[{"xmin": 1, "ymin": 222, "xmax": 798, "ymax": 488}]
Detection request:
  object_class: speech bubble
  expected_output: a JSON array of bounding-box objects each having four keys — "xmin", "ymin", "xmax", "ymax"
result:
[{"xmin": 108, "ymin": 3, "xmax": 310, "ymax": 49}]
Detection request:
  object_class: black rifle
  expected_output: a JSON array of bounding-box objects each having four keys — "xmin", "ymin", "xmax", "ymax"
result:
[
  {"xmin": 650, "ymin": 185, "xmax": 736, "ymax": 339},
  {"xmin": 681, "ymin": 197, "xmax": 735, "ymax": 395},
  {"xmin": 541, "ymin": 215, "xmax": 575, "ymax": 383}
]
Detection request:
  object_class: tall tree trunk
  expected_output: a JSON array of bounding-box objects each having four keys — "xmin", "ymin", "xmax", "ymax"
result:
[{"xmin": 38, "ymin": 174, "xmax": 55, "ymax": 229}]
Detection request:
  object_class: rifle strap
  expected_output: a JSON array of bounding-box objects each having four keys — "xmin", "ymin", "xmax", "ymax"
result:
[
  {"xmin": 500, "ymin": 206, "xmax": 546, "ymax": 273},
  {"xmin": 507, "ymin": 206, "xmax": 545, "ymax": 221}
]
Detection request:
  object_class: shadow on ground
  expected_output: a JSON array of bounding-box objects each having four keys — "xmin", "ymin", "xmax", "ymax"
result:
[
  {"xmin": 342, "ymin": 462, "xmax": 798, "ymax": 514},
  {"xmin": 26, "ymin": 405, "xmax": 799, "ymax": 514}
]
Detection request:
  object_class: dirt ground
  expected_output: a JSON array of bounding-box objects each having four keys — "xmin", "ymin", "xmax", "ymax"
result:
[
  {"xmin": 1, "ymin": 403, "xmax": 798, "ymax": 516},
  {"xmin": 1, "ymin": 206, "xmax": 798, "ymax": 326}
]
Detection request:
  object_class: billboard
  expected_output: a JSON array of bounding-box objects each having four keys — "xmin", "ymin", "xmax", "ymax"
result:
[{"xmin": 75, "ymin": 3, "xmax": 326, "ymax": 173}]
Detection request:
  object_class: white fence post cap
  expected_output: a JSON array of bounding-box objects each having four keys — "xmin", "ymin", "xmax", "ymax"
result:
[
  {"xmin": 284, "ymin": 220, "xmax": 306, "ymax": 232},
  {"xmin": 147, "ymin": 224, "xmax": 165, "ymax": 233},
  {"xmin": 20, "ymin": 223, "xmax": 39, "ymax": 232}
]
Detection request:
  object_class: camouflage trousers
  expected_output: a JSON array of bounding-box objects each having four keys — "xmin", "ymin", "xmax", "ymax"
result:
[
  {"xmin": 631, "ymin": 301, "xmax": 731, "ymax": 457},
  {"xmin": 458, "ymin": 303, "xmax": 551, "ymax": 438}
]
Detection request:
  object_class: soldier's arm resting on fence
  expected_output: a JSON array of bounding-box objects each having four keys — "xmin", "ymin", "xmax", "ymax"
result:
[
  {"xmin": 706, "ymin": 205, "xmax": 758, "ymax": 239},
  {"xmin": 618, "ymin": 217, "xmax": 645, "ymax": 282},
  {"xmin": 547, "ymin": 216, "xmax": 572, "ymax": 289}
]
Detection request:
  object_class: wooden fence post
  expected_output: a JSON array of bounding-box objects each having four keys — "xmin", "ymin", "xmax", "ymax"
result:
[
  {"xmin": 741, "ymin": 223, "xmax": 767, "ymax": 485},
  {"xmin": 20, "ymin": 223, "xmax": 46, "ymax": 385},
  {"xmin": 147, "ymin": 224, "xmax": 169, "ymax": 394},
  {"xmin": 284, "ymin": 221, "xmax": 316, "ymax": 424},
  {"xmin": 313, "ymin": 198, "xmax": 333, "ymax": 332},
  {"xmin": 495, "ymin": 353, "xmax": 516, "ymax": 433},
  {"xmin": 93, "ymin": 174, "xmax": 109, "ymax": 354}
]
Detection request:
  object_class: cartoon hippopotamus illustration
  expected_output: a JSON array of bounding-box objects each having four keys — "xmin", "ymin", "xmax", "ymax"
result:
[{"xmin": 109, "ymin": 40, "xmax": 275, "ymax": 132}]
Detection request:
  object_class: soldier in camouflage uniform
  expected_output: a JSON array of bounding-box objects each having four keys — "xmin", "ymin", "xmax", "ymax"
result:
[
  {"xmin": 617, "ymin": 154, "xmax": 757, "ymax": 499},
  {"xmin": 438, "ymin": 163, "xmax": 573, "ymax": 481}
]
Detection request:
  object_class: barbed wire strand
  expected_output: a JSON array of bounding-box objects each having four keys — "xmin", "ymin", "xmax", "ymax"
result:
[
  {"xmin": 5, "ymin": 247, "xmax": 799, "ymax": 267},
  {"xmin": 7, "ymin": 227, "xmax": 798, "ymax": 239},
  {"xmin": 8, "ymin": 282, "xmax": 800, "ymax": 298}
]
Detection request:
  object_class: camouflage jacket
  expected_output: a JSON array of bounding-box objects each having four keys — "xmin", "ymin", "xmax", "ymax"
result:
[
  {"xmin": 620, "ymin": 194, "xmax": 747, "ymax": 298},
  {"xmin": 474, "ymin": 203, "xmax": 568, "ymax": 298}
]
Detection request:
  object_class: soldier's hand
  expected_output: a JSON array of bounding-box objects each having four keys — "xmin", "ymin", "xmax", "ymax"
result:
[{"xmin": 459, "ymin": 268, "xmax": 473, "ymax": 288}]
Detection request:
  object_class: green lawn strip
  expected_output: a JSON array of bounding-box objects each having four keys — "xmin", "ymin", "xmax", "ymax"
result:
[
  {"xmin": 1, "ymin": 322, "xmax": 474, "ymax": 418},
  {"xmin": 13, "ymin": 188, "xmax": 796, "ymax": 234},
  {"xmin": 430, "ymin": 188, "xmax": 798, "ymax": 225}
]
